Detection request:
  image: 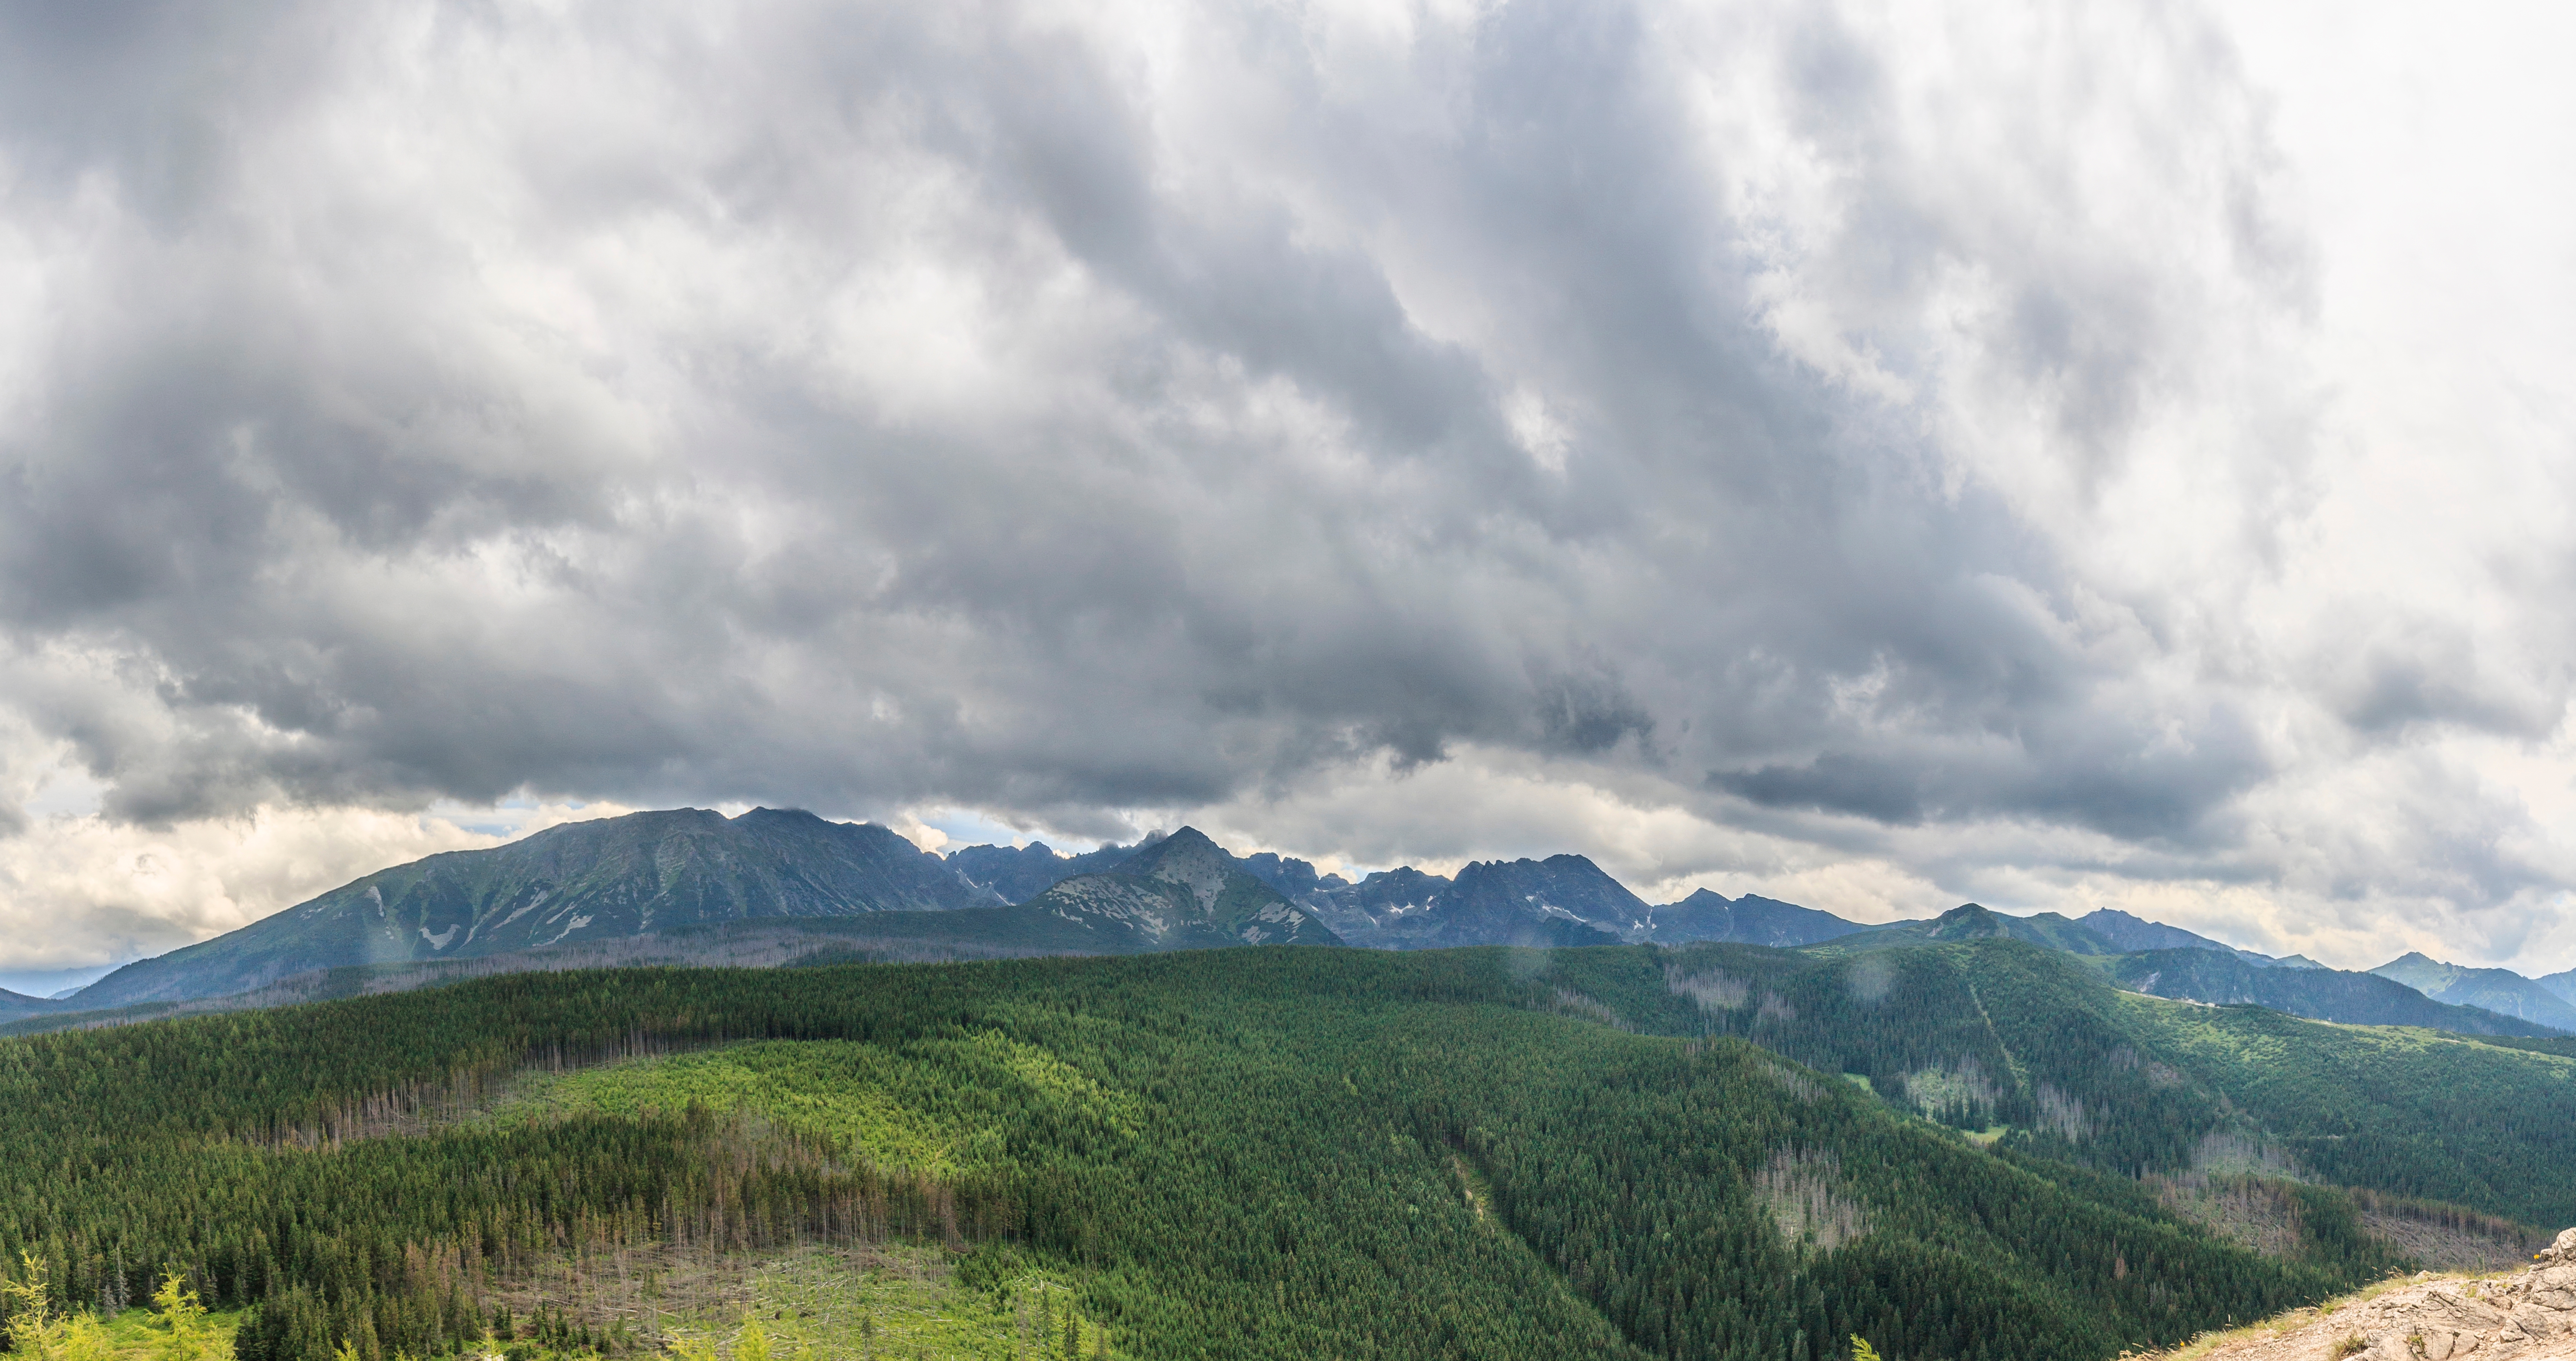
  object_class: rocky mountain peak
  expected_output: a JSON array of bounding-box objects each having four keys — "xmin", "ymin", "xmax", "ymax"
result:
[{"xmin": 1121, "ymin": 826, "xmax": 1233, "ymax": 913}]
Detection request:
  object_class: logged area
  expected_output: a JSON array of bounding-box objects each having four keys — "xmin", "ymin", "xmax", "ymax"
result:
[{"xmin": 4, "ymin": 944, "xmax": 2573, "ymax": 1361}]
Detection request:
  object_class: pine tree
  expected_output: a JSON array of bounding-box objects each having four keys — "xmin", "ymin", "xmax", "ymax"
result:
[
  {"xmin": 1, "ymin": 1254, "xmax": 110, "ymax": 1361},
  {"xmin": 153, "ymin": 1270, "xmax": 214, "ymax": 1361}
]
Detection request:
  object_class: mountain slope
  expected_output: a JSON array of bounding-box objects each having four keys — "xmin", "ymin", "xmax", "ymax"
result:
[
  {"xmin": 77, "ymin": 807, "xmax": 2536, "ymax": 1025},
  {"xmin": 1, "ymin": 947, "xmax": 2445, "ymax": 1361},
  {"xmin": 1302, "ymin": 866, "xmax": 1451, "ymax": 942},
  {"xmin": 2371, "ymin": 953, "xmax": 2576, "ymax": 1030},
  {"xmin": 1234, "ymin": 850, "xmax": 1350, "ymax": 902},
  {"xmin": 1822, "ymin": 918, "xmax": 2565, "ymax": 1036},
  {"xmin": 1551, "ymin": 937, "xmax": 2576, "ymax": 1229},
  {"xmin": 942, "ymin": 839, "xmax": 1141, "ymax": 903},
  {"xmin": 1018, "ymin": 827, "xmax": 1342, "ymax": 949},
  {"xmin": 2108, "ymin": 949, "xmax": 2562, "ymax": 1037},
  {"xmin": 2546, "ymin": 968, "xmax": 2576, "ymax": 1005},
  {"xmin": 1300, "ymin": 856, "xmax": 1639, "ymax": 948},
  {"xmin": 1638, "ymin": 889, "xmax": 1880, "ymax": 946},
  {"xmin": 0, "ymin": 988, "xmax": 61, "ymax": 1020},
  {"xmin": 1388, "ymin": 856, "xmax": 1632, "ymax": 947},
  {"xmin": 2076, "ymin": 908, "xmax": 2305, "ymax": 967},
  {"xmin": 78, "ymin": 808, "xmax": 990, "ymax": 1007},
  {"xmin": 1824, "ymin": 902, "xmax": 2125, "ymax": 954}
]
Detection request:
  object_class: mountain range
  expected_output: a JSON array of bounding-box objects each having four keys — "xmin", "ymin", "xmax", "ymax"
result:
[
  {"xmin": 1015, "ymin": 827, "xmax": 1339, "ymax": 949},
  {"xmin": 2106, "ymin": 947, "xmax": 2565, "ymax": 1037},
  {"xmin": 71, "ymin": 808, "xmax": 992, "ymax": 1007},
  {"xmin": 23, "ymin": 807, "xmax": 2575, "ymax": 1039},
  {"xmin": 1820, "ymin": 902, "xmax": 2327, "ymax": 965},
  {"xmin": 2368, "ymin": 951, "xmax": 2576, "ymax": 1030}
]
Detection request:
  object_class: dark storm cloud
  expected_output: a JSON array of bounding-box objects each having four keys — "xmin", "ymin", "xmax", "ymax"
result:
[
  {"xmin": 1712, "ymin": 702, "xmax": 2272, "ymax": 843},
  {"xmin": 5, "ymin": 0, "xmax": 2533, "ymax": 944}
]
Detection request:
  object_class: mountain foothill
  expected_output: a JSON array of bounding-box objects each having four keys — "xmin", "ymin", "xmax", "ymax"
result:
[{"xmin": 9, "ymin": 806, "xmax": 2572, "ymax": 1044}]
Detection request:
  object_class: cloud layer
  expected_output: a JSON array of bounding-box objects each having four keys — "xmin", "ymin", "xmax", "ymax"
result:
[{"xmin": 3, "ymin": 0, "xmax": 2573, "ymax": 973}]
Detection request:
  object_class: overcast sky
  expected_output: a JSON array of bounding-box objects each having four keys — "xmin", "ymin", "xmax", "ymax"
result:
[{"xmin": 1, "ymin": 0, "xmax": 2573, "ymax": 981}]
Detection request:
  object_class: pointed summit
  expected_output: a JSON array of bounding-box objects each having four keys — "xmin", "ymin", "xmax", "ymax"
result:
[
  {"xmin": 1925, "ymin": 904, "xmax": 2007, "ymax": 938},
  {"xmin": 1120, "ymin": 827, "xmax": 1233, "ymax": 913}
]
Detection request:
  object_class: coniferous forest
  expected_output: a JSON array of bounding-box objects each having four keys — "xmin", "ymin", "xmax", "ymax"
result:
[{"xmin": 5, "ymin": 941, "xmax": 2573, "ymax": 1361}]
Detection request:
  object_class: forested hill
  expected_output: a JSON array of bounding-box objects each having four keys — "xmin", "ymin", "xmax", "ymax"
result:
[
  {"xmin": 1557, "ymin": 939, "xmax": 2576, "ymax": 1228},
  {"xmin": 12, "ymin": 942, "xmax": 2551, "ymax": 1361}
]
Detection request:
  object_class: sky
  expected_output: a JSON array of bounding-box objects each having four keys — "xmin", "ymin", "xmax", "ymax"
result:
[{"xmin": 2, "ymin": 0, "xmax": 2574, "ymax": 979}]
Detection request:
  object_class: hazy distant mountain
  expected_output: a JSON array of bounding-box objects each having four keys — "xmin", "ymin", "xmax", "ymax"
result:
[
  {"xmin": 2543, "ymin": 968, "xmax": 2576, "ymax": 1005},
  {"xmin": 78, "ymin": 808, "xmax": 993, "ymax": 1007},
  {"xmin": 1626, "ymin": 889, "xmax": 1733, "ymax": 943},
  {"xmin": 2369, "ymin": 952, "xmax": 2576, "ymax": 1030},
  {"xmin": 1773, "ymin": 902, "xmax": 2335, "ymax": 973},
  {"xmin": 61, "ymin": 804, "xmax": 2492, "ymax": 1024},
  {"xmin": 1234, "ymin": 851, "xmax": 1350, "ymax": 902},
  {"xmin": 2074, "ymin": 909, "xmax": 2309, "ymax": 967},
  {"xmin": 1826, "ymin": 903, "xmax": 2128, "ymax": 955},
  {"xmin": 1429, "ymin": 857, "xmax": 1638, "ymax": 946},
  {"xmin": 1306, "ymin": 856, "xmax": 1633, "ymax": 949},
  {"xmin": 1637, "ymin": 890, "xmax": 1879, "ymax": 947},
  {"xmin": 1301, "ymin": 867, "xmax": 1451, "ymax": 943},
  {"xmin": 0, "ymin": 988, "xmax": 61, "ymax": 1020},
  {"xmin": 943, "ymin": 839, "xmax": 1141, "ymax": 904},
  {"xmin": 1018, "ymin": 828, "xmax": 1340, "ymax": 949},
  {"xmin": 2111, "ymin": 949, "xmax": 2563, "ymax": 1036}
]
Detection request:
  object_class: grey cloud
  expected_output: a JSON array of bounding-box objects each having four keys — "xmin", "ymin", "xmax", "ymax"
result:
[
  {"xmin": 1711, "ymin": 699, "xmax": 2272, "ymax": 843},
  {"xmin": 2329, "ymin": 621, "xmax": 2563, "ymax": 739},
  {"xmin": 0, "ymin": 899, "xmax": 199, "ymax": 966},
  {"xmin": 2, "ymin": 0, "xmax": 2558, "ymax": 955}
]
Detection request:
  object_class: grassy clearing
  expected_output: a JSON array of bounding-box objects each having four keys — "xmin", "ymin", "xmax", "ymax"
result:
[
  {"xmin": 59, "ymin": 1307, "xmax": 248, "ymax": 1361},
  {"xmin": 462, "ymin": 1040, "xmax": 1135, "ymax": 1358},
  {"xmin": 479, "ymin": 1035, "xmax": 1137, "ymax": 1177},
  {"xmin": 649, "ymin": 1245, "xmax": 1115, "ymax": 1361}
]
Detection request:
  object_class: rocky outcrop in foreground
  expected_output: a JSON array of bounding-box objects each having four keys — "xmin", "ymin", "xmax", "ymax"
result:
[{"xmin": 2160, "ymin": 1228, "xmax": 2576, "ymax": 1360}]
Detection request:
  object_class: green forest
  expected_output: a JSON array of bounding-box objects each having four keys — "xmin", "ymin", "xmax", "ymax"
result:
[{"xmin": 4, "ymin": 942, "xmax": 2572, "ymax": 1361}]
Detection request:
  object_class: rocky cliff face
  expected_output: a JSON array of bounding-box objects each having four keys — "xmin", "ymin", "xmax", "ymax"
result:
[{"xmin": 2160, "ymin": 1228, "xmax": 2576, "ymax": 1360}]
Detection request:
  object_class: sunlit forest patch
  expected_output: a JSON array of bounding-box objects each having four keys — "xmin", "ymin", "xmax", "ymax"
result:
[{"xmin": 479, "ymin": 1035, "xmax": 1139, "ymax": 1178}]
